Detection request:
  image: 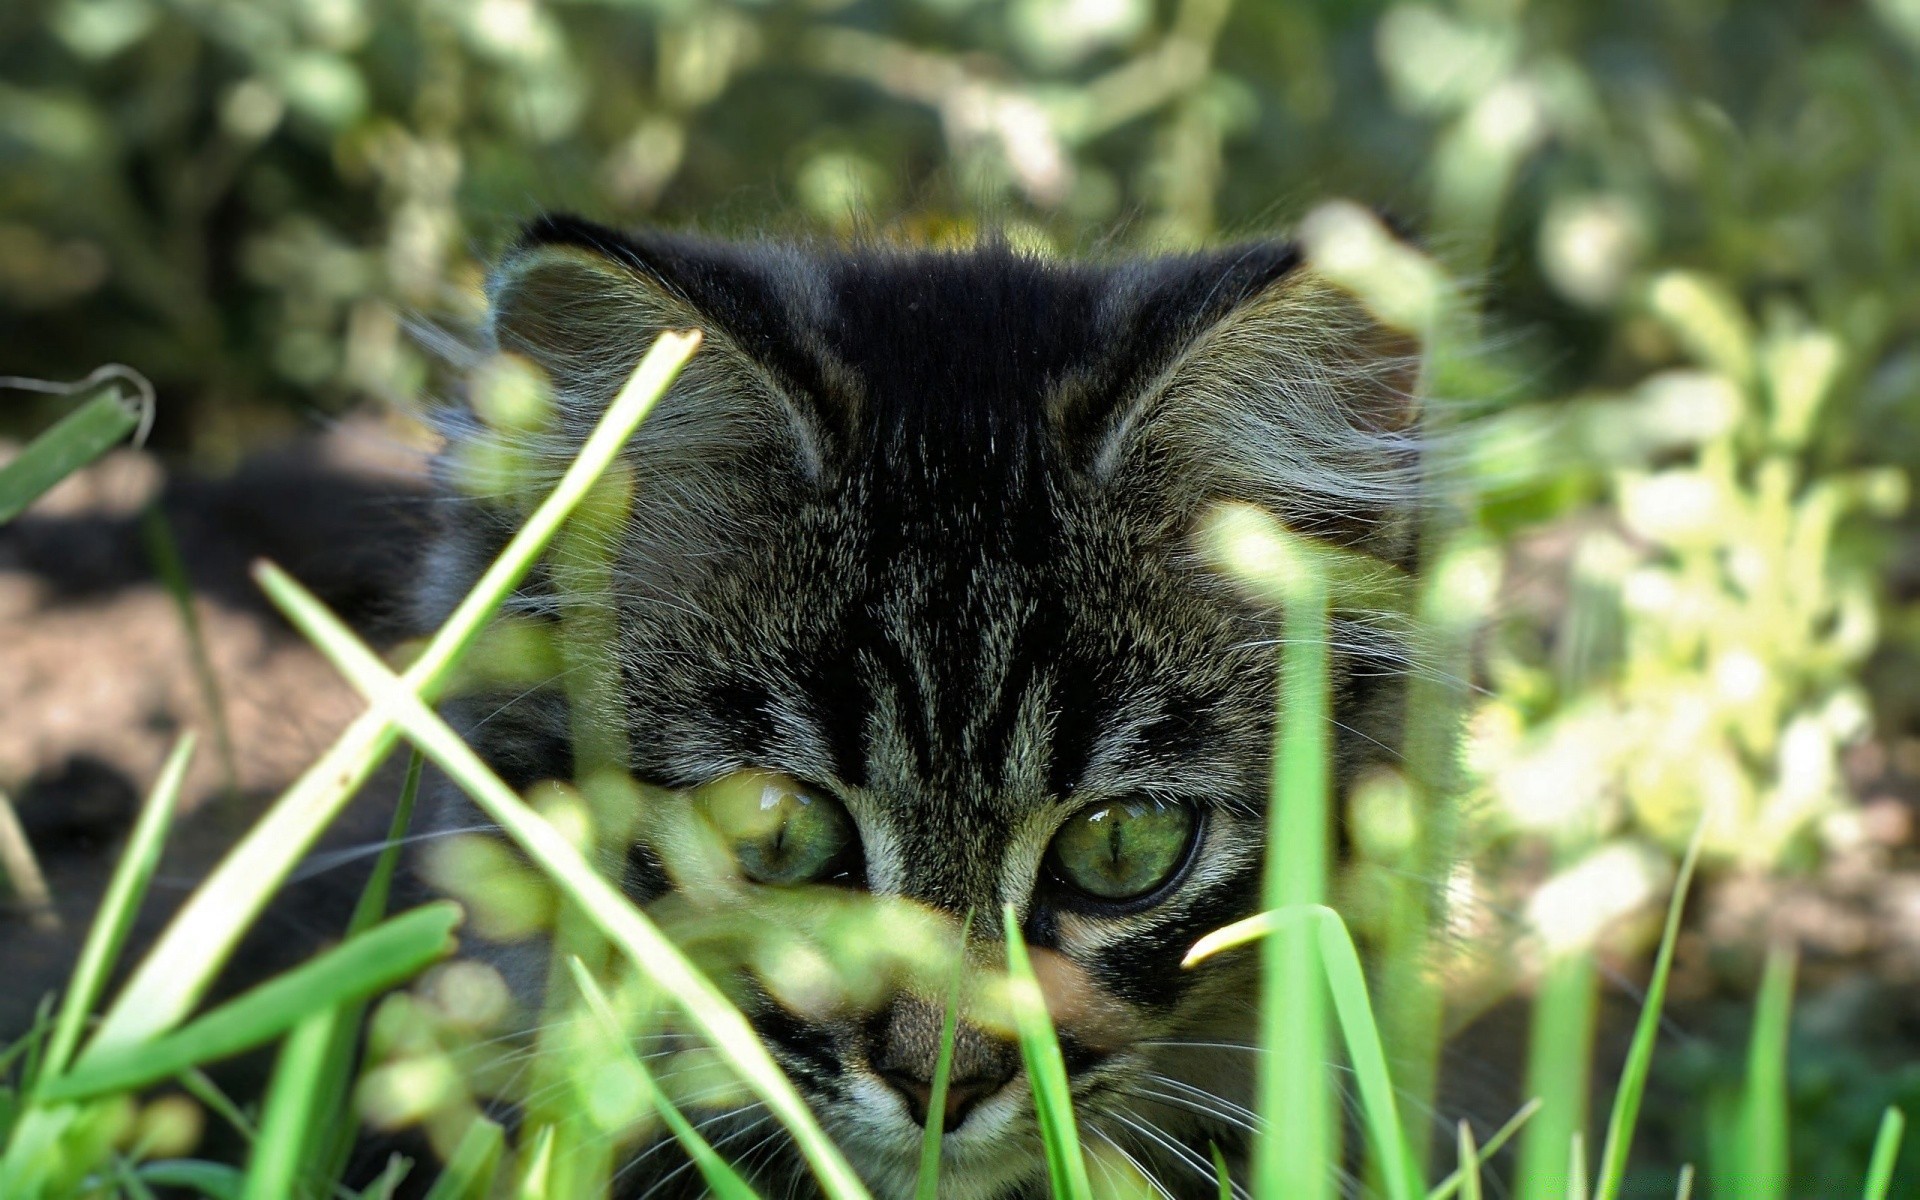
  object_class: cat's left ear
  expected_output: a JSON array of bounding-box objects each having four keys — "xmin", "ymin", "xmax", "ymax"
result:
[{"xmin": 1063, "ymin": 247, "xmax": 1423, "ymax": 561}]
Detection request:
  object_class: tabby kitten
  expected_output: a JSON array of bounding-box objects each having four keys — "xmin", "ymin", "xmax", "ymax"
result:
[{"xmin": 417, "ymin": 215, "xmax": 1421, "ymax": 1199}]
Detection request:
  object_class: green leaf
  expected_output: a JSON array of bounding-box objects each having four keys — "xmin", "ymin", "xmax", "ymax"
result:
[
  {"xmin": 0, "ymin": 384, "xmax": 142, "ymax": 525},
  {"xmin": 43, "ymin": 903, "xmax": 460, "ymax": 1101}
]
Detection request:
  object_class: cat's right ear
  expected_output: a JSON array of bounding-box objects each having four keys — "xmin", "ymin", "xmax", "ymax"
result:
[{"xmin": 483, "ymin": 218, "xmax": 836, "ymax": 481}]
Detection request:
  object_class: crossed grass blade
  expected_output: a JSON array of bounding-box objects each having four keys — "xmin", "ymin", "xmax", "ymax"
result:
[
  {"xmin": 79, "ymin": 330, "xmax": 701, "ymax": 1061},
  {"xmin": 253, "ymin": 560, "xmax": 872, "ymax": 1200},
  {"xmin": 1001, "ymin": 905, "xmax": 1093, "ymax": 1200}
]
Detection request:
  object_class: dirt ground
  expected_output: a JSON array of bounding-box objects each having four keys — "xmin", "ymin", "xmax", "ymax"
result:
[{"xmin": 2, "ymin": 428, "xmax": 1918, "ymax": 1188}]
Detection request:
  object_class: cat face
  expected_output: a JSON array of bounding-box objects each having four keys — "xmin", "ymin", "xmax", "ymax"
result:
[{"xmin": 420, "ymin": 218, "xmax": 1418, "ymax": 1199}]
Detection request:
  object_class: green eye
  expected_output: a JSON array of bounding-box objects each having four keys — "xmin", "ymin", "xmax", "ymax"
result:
[
  {"xmin": 1049, "ymin": 798, "xmax": 1197, "ymax": 902},
  {"xmin": 697, "ymin": 772, "xmax": 857, "ymax": 885}
]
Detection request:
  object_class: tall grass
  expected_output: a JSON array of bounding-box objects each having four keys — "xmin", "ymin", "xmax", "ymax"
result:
[{"xmin": 0, "ymin": 329, "xmax": 1910, "ymax": 1199}]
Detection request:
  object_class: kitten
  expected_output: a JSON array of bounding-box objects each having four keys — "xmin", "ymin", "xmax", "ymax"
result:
[{"xmin": 416, "ymin": 215, "xmax": 1421, "ymax": 1199}]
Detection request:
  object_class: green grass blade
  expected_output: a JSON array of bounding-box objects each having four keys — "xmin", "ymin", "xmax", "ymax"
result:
[
  {"xmin": 419, "ymin": 1117, "xmax": 504, "ymax": 1200},
  {"xmin": 1427, "ymin": 1099, "xmax": 1543, "ymax": 1200},
  {"xmin": 1211, "ymin": 1142, "xmax": 1232, "ymax": 1200},
  {"xmin": 1863, "ymin": 1107, "xmax": 1904, "ymax": 1200},
  {"xmin": 1187, "ymin": 906, "xmax": 1418, "ymax": 1200},
  {"xmin": 0, "ymin": 385, "xmax": 141, "ymax": 525},
  {"xmin": 1518, "ymin": 950, "xmax": 1599, "ymax": 1200},
  {"xmin": 255, "ymin": 561, "xmax": 872, "ymax": 1200},
  {"xmin": 1205, "ymin": 509, "xmax": 1338, "ymax": 1200},
  {"xmin": 914, "ymin": 911, "xmax": 973, "ymax": 1200},
  {"xmin": 1592, "ymin": 819, "xmax": 1706, "ymax": 1200},
  {"xmin": 1569, "ymin": 1132, "xmax": 1589, "ymax": 1200},
  {"xmin": 1002, "ymin": 904, "xmax": 1093, "ymax": 1200},
  {"xmin": 39, "ymin": 734, "xmax": 195, "ymax": 1084},
  {"xmin": 1732, "ymin": 945, "xmax": 1795, "ymax": 1199},
  {"xmin": 310, "ymin": 753, "xmax": 425, "ymax": 1185},
  {"xmin": 0, "ymin": 789, "xmax": 58, "ymax": 932},
  {"xmin": 142, "ymin": 504, "xmax": 241, "ymax": 802},
  {"xmin": 566, "ymin": 957, "xmax": 761, "ymax": 1200},
  {"xmin": 44, "ymin": 902, "xmax": 459, "ymax": 1102},
  {"xmin": 241, "ymin": 1007, "xmax": 339, "ymax": 1200},
  {"xmin": 1457, "ymin": 1122, "xmax": 1482, "ymax": 1200},
  {"xmin": 84, "ymin": 331, "xmax": 700, "ymax": 1058},
  {"xmin": 1674, "ymin": 1163, "xmax": 1695, "ymax": 1200},
  {"xmin": 136, "ymin": 1160, "xmax": 244, "ymax": 1199}
]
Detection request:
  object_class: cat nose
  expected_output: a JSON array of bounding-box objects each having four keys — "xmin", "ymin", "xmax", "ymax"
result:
[
  {"xmin": 878, "ymin": 1062, "xmax": 1014, "ymax": 1130},
  {"xmin": 868, "ymin": 998, "xmax": 1016, "ymax": 1131}
]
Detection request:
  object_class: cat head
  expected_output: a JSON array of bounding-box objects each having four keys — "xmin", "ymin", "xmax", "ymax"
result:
[{"xmin": 420, "ymin": 216, "xmax": 1421, "ymax": 1199}]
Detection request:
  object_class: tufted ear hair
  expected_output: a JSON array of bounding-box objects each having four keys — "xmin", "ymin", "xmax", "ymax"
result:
[
  {"xmin": 1065, "ymin": 247, "xmax": 1424, "ymax": 563},
  {"xmin": 419, "ymin": 218, "xmax": 841, "ymax": 634},
  {"xmin": 483, "ymin": 216, "xmax": 839, "ymax": 482}
]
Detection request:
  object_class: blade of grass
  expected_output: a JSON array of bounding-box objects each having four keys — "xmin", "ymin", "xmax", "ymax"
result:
[
  {"xmin": 242, "ymin": 1007, "xmax": 339, "ymax": 1200},
  {"xmin": 142, "ymin": 504, "xmax": 241, "ymax": 803},
  {"xmin": 419, "ymin": 1117, "xmax": 504, "ymax": 1200},
  {"xmin": 44, "ymin": 903, "xmax": 459, "ymax": 1101},
  {"xmin": 1674, "ymin": 1164, "xmax": 1694, "ymax": 1200},
  {"xmin": 0, "ymin": 383, "xmax": 143, "ymax": 524},
  {"xmin": 1457, "ymin": 1122, "xmax": 1482, "ymax": 1200},
  {"xmin": 1427, "ymin": 1099, "xmax": 1542, "ymax": 1200},
  {"xmin": 1731, "ymin": 944, "xmax": 1795, "ymax": 1200},
  {"xmin": 1185, "ymin": 905, "xmax": 1419, "ymax": 1200},
  {"xmin": 136, "ymin": 1160, "xmax": 243, "ymax": 1199},
  {"xmin": 1002, "ymin": 905, "xmax": 1093, "ymax": 1200},
  {"xmin": 1204, "ymin": 508, "xmax": 1337, "ymax": 1200},
  {"xmin": 566, "ymin": 957, "xmax": 760, "ymax": 1200},
  {"xmin": 514, "ymin": 1123, "xmax": 556, "ymax": 1200},
  {"xmin": 1863, "ymin": 1107, "xmax": 1904, "ymax": 1200},
  {"xmin": 310, "ymin": 753, "xmax": 425, "ymax": 1186},
  {"xmin": 0, "ymin": 789, "xmax": 58, "ymax": 932},
  {"xmin": 1592, "ymin": 818, "xmax": 1706, "ymax": 1200},
  {"xmin": 83, "ymin": 331, "xmax": 700, "ymax": 1059},
  {"xmin": 1517, "ymin": 950, "xmax": 1599, "ymax": 1200},
  {"xmin": 40, "ymin": 734, "xmax": 195, "ymax": 1083},
  {"xmin": 914, "ymin": 911, "xmax": 974, "ymax": 1200},
  {"xmin": 1570, "ymin": 1132, "xmax": 1589, "ymax": 1200},
  {"xmin": 256, "ymin": 561, "xmax": 872, "ymax": 1200}
]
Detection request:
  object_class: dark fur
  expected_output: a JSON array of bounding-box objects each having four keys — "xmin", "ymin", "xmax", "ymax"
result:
[{"xmin": 417, "ymin": 218, "xmax": 1419, "ymax": 1199}]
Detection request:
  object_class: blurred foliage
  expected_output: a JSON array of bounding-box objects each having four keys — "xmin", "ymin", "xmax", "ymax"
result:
[{"xmin": 4, "ymin": 0, "xmax": 1920, "ymax": 1188}]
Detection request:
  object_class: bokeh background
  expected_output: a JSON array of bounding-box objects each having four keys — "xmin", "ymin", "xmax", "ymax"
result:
[{"xmin": 4, "ymin": 0, "xmax": 1920, "ymax": 1193}]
